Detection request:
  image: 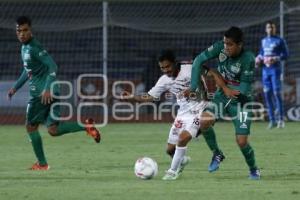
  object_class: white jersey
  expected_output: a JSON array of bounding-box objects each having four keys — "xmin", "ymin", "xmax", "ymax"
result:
[{"xmin": 148, "ymin": 63, "xmax": 205, "ymax": 115}]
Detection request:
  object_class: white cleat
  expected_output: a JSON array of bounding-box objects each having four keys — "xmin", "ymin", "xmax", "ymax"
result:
[
  {"xmin": 277, "ymin": 120, "xmax": 285, "ymax": 128},
  {"xmin": 267, "ymin": 122, "xmax": 276, "ymax": 129},
  {"xmin": 162, "ymin": 169, "xmax": 179, "ymax": 181}
]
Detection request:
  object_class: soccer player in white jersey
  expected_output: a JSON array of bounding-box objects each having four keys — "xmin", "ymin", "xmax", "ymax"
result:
[{"xmin": 122, "ymin": 50, "xmax": 238, "ymax": 180}]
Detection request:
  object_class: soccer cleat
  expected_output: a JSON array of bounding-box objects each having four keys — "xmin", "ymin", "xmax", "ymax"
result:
[
  {"xmin": 277, "ymin": 120, "xmax": 285, "ymax": 129},
  {"xmin": 177, "ymin": 156, "xmax": 191, "ymax": 174},
  {"xmin": 30, "ymin": 162, "xmax": 50, "ymax": 171},
  {"xmin": 85, "ymin": 118, "xmax": 101, "ymax": 143},
  {"xmin": 162, "ymin": 169, "xmax": 179, "ymax": 181},
  {"xmin": 208, "ymin": 152, "xmax": 225, "ymax": 172},
  {"xmin": 267, "ymin": 122, "xmax": 276, "ymax": 129},
  {"xmin": 249, "ymin": 168, "xmax": 261, "ymax": 180}
]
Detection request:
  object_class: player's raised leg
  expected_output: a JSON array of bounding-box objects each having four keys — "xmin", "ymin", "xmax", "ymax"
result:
[
  {"xmin": 45, "ymin": 104, "xmax": 101, "ymax": 143},
  {"xmin": 162, "ymin": 130, "xmax": 192, "ymax": 181},
  {"xmin": 46, "ymin": 119, "xmax": 101, "ymax": 143},
  {"xmin": 84, "ymin": 118, "xmax": 101, "ymax": 143}
]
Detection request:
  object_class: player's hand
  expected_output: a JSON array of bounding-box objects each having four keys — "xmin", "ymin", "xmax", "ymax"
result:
[
  {"xmin": 255, "ymin": 56, "xmax": 263, "ymax": 68},
  {"xmin": 263, "ymin": 56, "xmax": 279, "ymax": 67},
  {"xmin": 182, "ymin": 89, "xmax": 191, "ymax": 98},
  {"xmin": 182, "ymin": 89, "xmax": 198, "ymax": 101},
  {"xmin": 7, "ymin": 88, "xmax": 16, "ymax": 100},
  {"xmin": 41, "ymin": 90, "xmax": 53, "ymax": 105},
  {"xmin": 269, "ymin": 56, "xmax": 279, "ymax": 65},
  {"xmin": 120, "ymin": 91, "xmax": 133, "ymax": 101},
  {"xmin": 223, "ymin": 87, "xmax": 240, "ymax": 99}
]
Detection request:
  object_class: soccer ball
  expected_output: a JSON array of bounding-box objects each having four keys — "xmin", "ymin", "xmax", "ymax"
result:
[{"xmin": 134, "ymin": 157, "xmax": 158, "ymax": 180}]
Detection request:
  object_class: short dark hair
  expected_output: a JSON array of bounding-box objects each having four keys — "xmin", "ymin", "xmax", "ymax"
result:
[
  {"xmin": 158, "ymin": 49, "xmax": 176, "ymax": 63},
  {"xmin": 16, "ymin": 16, "xmax": 31, "ymax": 26},
  {"xmin": 266, "ymin": 21, "xmax": 275, "ymax": 26},
  {"xmin": 224, "ymin": 26, "xmax": 243, "ymax": 44}
]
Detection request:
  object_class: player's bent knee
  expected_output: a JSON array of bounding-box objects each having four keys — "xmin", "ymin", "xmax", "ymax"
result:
[
  {"xmin": 178, "ymin": 131, "xmax": 192, "ymax": 147},
  {"xmin": 47, "ymin": 125, "xmax": 58, "ymax": 136},
  {"xmin": 201, "ymin": 120, "xmax": 214, "ymax": 130},
  {"xmin": 236, "ymin": 136, "xmax": 248, "ymax": 148},
  {"xmin": 200, "ymin": 112, "xmax": 215, "ymax": 130},
  {"xmin": 26, "ymin": 125, "xmax": 38, "ymax": 133}
]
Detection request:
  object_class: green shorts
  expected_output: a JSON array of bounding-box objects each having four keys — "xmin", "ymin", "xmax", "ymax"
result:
[
  {"xmin": 205, "ymin": 91, "xmax": 252, "ymax": 135},
  {"xmin": 26, "ymin": 97, "xmax": 60, "ymax": 127}
]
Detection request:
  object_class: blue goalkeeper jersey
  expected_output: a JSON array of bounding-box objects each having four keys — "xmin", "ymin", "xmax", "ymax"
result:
[{"xmin": 258, "ymin": 35, "xmax": 289, "ymax": 68}]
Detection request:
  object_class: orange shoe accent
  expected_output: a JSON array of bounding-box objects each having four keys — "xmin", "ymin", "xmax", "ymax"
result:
[
  {"xmin": 30, "ymin": 162, "xmax": 50, "ymax": 170},
  {"xmin": 85, "ymin": 118, "xmax": 101, "ymax": 143}
]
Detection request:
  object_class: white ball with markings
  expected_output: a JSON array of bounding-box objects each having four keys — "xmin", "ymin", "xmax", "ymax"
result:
[{"xmin": 134, "ymin": 157, "xmax": 158, "ymax": 180}]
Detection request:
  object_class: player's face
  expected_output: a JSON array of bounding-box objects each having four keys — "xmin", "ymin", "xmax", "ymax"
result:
[
  {"xmin": 223, "ymin": 36, "xmax": 242, "ymax": 57},
  {"xmin": 16, "ymin": 23, "xmax": 32, "ymax": 43},
  {"xmin": 266, "ymin": 23, "xmax": 276, "ymax": 36},
  {"xmin": 158, "ymin": 60, "xmax": 174, "ymax": 77}
]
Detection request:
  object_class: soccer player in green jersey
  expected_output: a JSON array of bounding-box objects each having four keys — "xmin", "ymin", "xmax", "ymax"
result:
[
  {"xmin": 189, "ymin": 27, "xmax": 260, "ymax": 179},
  {"xmin": 7, "ymin": 16, "xmax": 101, "ymax": 170}
]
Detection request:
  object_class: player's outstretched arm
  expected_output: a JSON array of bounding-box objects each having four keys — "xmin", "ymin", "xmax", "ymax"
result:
[{"xmin": 120, "ymin": 91, "xmax": 155, "ymax": 103}]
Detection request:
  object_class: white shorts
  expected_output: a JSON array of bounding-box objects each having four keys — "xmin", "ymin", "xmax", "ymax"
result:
[{"xmin": 167, "ymin": 101, "xmax": 207, "ymax": 145}]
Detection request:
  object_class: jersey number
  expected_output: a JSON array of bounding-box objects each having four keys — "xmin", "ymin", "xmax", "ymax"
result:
[
  {"xmin": 239, "ymin": 112, "xmax": 248, "ymax": 123},
  {"xmin": 193, "ymin": 118, "xmax": 200, "ymax": 126}
]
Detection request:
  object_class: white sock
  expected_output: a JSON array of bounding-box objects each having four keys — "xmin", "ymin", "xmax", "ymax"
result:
[{"xmin": 170, "ymin": 146, "xmax": 187, "ymax": 172}]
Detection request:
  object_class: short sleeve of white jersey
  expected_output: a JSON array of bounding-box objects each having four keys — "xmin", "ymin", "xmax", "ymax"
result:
[{"xmin": 148, "ymin": 75, "xmax": 172, "ymax": 98}]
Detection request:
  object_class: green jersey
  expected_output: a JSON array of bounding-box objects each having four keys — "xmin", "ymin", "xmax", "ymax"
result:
[
  {"xmin": 191, "ymin": 40, "xmax": 255, "ymax": 102},
  {"xmin": 13, "ymin": 38, "xmax": 59, "ymax": 97}
]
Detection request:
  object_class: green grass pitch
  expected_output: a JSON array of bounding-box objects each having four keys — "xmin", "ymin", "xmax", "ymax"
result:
[{"xmin": 0, "ymin": 122, "xmax": 300, "ymax": 200}]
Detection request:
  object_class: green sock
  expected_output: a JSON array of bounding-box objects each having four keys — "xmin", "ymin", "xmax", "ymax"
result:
[
  {"xmin": 28, "ymin": 131, "xmax": 47, "ymax": 165},
  {"xmin": 56, "ymin": 122, "xmax": 85, "ymax": 136},
  {"xmin": 203, "ymin": 127, "xmax": 221, "ymax": 154},
  {"xmin": 240, "ymin": 144, "xmax": 257, "ymax": 170}
]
